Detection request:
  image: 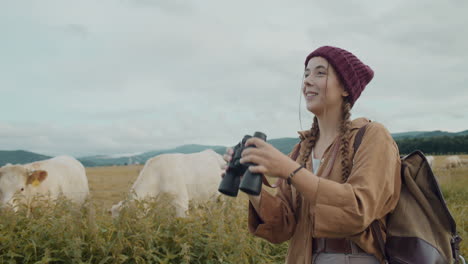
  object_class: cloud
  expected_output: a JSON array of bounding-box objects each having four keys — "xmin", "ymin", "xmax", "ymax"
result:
[
  {"xmin": 0, "ymin": 0, "xmax": 466, "ymax": 156},
  {"xmin": 125, "ymin": 0, "xmax": 195, "ymax": 14},
  {"xmin": 63, "ymin": 24, "xmax": 89, "ymax": 38}
]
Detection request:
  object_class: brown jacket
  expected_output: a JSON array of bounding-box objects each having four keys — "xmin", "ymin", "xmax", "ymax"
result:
[{"xmin": 248, "ymin": 118, "xmax": 401, "ymax": 264}]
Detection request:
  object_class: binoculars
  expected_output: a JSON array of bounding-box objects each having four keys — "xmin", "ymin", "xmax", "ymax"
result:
[{"xmin": 218, "ymin": 131, "xmax": 267, "ymax": 197}]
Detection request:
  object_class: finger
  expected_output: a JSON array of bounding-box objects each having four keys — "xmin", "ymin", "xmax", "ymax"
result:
[
  {"xmin": 223, "ymin": 153, "xmax": 232, "ymax": 162},
  {"xmin": 226, "ymin": 147, "xmax": 234, "ymax": 155},
  {"xmin": 241, "ymin": 147, "xmax": 263, "ymax": 158},
  {"xmin": 248, "ymin": 165, "xmax": 268, "ymax": 175},
  {"xmin": 240, "ymin": 154, "xmax": 266, "ymax": 166},
  {"xmin": 245, "ymin": 137, "xmax": 268, "ymax": 148}
]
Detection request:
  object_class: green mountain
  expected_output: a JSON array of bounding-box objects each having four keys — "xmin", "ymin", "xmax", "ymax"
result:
[
  {"xmin": 1, "ymin": 129, "xmax": 467, "ymax": 167},
  {"xmin": 267, "ymin": 138, "xmax": 301, "ymax": 154},
  {"xmin": 0, "ymin": 150, "xmax": 51, "ymax": 167}
]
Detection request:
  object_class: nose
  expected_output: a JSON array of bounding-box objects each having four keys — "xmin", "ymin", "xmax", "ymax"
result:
[{"xmin": 303, "ymin": 75, "xmax": 314, "ymax": 90}]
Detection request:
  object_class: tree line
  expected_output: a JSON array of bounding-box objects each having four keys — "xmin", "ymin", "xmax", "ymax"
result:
[{"xmin": 395, "ymin": 135, "xmax": 468, "ymax": 155}]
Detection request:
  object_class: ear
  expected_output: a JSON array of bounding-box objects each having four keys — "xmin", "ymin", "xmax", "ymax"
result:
[
  {"xmin": 26, "ymin": 170, "xmax": 48, "ymax": 186},
  {"xmin": 342, "ymin": 90, "xmax": 349, "ymax": 97}
]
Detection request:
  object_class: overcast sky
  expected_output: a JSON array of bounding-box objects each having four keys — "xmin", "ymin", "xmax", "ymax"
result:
[{"xmin": 1, "ymin": 0, "xmax": 467, "ymax": 157}]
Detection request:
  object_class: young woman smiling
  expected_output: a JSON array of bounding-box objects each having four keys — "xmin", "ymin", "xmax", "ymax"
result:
[{"xmin": 223, "ymin": 46, "xmax": 401, "ymax": 264}]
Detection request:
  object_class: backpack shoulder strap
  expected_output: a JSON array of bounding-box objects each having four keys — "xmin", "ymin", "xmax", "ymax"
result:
[
  {"xmin": 371, "ymin": 220, "xmax": 388, "ymax": 262},
  {"xmin": 353, "ymin": 123, "xmax": 368, "ymax": 154}
]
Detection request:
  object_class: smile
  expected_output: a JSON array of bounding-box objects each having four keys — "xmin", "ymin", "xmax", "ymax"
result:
[{"xmin": 305, "ymin": 91, "xmax": 318, "ymax": 98}]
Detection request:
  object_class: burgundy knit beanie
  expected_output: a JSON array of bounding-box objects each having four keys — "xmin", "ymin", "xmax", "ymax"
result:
[{"xmin": 304, "ymin": 46, "xmax": 374, "ymax": 106}]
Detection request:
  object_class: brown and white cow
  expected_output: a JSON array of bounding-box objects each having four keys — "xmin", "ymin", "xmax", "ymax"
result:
[{"xmin": 0, "ymin": 156, "xmax": 89, "ymax": 209}]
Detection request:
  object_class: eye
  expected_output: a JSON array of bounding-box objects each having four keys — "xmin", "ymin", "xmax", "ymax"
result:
[{"xmin": 20, "ymin": 188, "xmax": 24, "ymax": 191}]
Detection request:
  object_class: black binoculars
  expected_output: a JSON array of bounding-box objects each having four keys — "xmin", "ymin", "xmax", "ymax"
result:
[{"xmin": 218, "ymin": 131, "xmax": 267, "ymax": 197}]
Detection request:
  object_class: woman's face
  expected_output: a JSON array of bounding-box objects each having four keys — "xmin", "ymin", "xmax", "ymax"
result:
[{"xmin": 302, "ymin": 56, "xmax": 348, "ymax": 115}]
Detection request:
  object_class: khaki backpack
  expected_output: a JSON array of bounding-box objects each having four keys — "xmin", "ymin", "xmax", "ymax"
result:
[{"xmin": 354, "ymin": 124, "xmax": 464, "ymax": 264}]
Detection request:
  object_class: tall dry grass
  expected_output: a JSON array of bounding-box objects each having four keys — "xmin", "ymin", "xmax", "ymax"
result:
[
  {"xmin": 433, "ymin": 155, "xmax": 468, "ymax": 257},
  {"xmin": 0, "ymin": 194, "xmax": 288, "ymax": 263}
]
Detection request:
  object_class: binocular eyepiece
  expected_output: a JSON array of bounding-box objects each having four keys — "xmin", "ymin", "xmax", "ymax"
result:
[{"xmin": 218, "ymin": 131, "xmax": 267, "ymax": 197}]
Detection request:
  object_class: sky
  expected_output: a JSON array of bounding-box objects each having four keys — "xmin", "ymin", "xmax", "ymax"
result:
[{"xmin": 1, "ymin": 0, "xmax": 467, "ymax": 157}]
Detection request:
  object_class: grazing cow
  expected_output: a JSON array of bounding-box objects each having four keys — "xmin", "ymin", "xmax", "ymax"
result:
[
  {"xmin": 0, "ymin": 156, "xmax": 89, "ymax": 209},
  {"xmin": 426, "ymin": 155, "xmax": 434, "ymax": 168},
  {"xmin": 460, "ymin": 159, "xmax": 468, "ymax": 166},
  {"xmin": 444, "ymin": 156, "xmax": 461, "ymax": 169},
  {"xmin": 111, "ymin": 149, "xmax": 226, "ymax": 218}
]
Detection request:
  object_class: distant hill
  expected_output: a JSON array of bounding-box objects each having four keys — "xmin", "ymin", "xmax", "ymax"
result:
[
  {"xmin": 267, "ymin": 138, "xmax": 301, "ymax": 154},
  {"xmin": 0, "ymin": 150, "xmax": 51, "ymax": 167},
  {"xmin": 78, "ymin": 144, "xmax": 228, "ymax": 167},
  {"xmin": 392, "ymin": 130, "xmax": 468, "ymax": 139},
  {"xmin": 1, "ymin": 129, "xmax": 466, "ymax": 167},
  {"xmin": 77, "ymin": 139, "xmax": 301, "ymax": 167}
]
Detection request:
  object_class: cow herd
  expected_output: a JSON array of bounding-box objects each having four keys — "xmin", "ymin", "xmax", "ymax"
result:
[
  {"xmin": 443, "ymin": 155, "xmax": 468, "ymax": 169},
  {"xmin": 0, "ymin": 149, "xmax": 226, "ymax": 217},
  {"xmin": 0, "ymin": 151, "xmax": 466, "ymax": 216},
  {"xmin": 425, "ymin": 155, "xmax": 468, "ymax": 169}
]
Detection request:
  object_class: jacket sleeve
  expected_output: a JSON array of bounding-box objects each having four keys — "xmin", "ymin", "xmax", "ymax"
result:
[
  {"xmin": 247, "ymin": 144, "xmax": 300, "ymax": 244},
  {"xmin": 310, "ymin": 122, "xmax": 401, "ymax": 237}
]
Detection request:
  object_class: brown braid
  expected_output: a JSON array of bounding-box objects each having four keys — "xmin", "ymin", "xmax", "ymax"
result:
[
  {"xmin": 300, "ymin": 116, "xmax": 319, "ymax": 167},
  {"xmin": 300, "ymin": 99, "xmax": 352, "ymax": 182},
  {"xmin": 339, "ymin": 98, "xmax": 353, "ymax": 182}
]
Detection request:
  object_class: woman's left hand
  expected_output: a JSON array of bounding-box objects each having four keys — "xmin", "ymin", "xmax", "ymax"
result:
[{"xmin": 240, "ymin": 137, "xmax": 299, "ymax": 179}]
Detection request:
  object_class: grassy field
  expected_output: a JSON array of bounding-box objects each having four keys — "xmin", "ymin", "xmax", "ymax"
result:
[
  {"xmin": 0, "ymin": 155, "xmax": 466, "ymax": 263},
  {"xmin": 432, "ymin": 155, "xmax": 467, "ymax": 259},
  {"xmin": 86, "ymin": 165, "xmax": 142, "ymax": 213}
]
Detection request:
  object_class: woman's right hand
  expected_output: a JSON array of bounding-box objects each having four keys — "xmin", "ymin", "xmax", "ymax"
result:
[
  {"xmin": 221, "ymin": 147, "xmax": 234, "ymax": 178},
  {"xmin": 221, "ymin": 147, "xmax": 261, "ymax": 209}
]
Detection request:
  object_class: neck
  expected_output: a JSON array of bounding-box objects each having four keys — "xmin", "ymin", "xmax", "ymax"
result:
[{"xmin": 315, "ymin": 105, "xmax": 342, "ymax": 143}]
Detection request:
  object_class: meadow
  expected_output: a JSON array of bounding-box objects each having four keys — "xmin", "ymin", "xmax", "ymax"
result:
[{"xmin": 0, "ymin": 155, "xmax": 466, "ymax": 263}]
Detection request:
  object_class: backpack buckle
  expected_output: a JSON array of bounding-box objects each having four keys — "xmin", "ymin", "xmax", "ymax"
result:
[{"xmin": 452, "ymin": 234, "xmax": 462, "ymax": 263}]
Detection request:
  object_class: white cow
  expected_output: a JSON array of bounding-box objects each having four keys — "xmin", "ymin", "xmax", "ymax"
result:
[
  {"xmin": 0, "ymin": 156, "xmax": 89, "ymax": 209},
  {"xmin": 460, "ymin": 159, "xmax": 468, "ymax": 166},
  {"xmin": 444, "ymin": 156, "xmax": 461, "ymax": 169},
  {"xmin": 111, "ymin": 149, "xmax": 226, "ymax": 218},
  {"xmin": 426, "ymin": 155, "xmax": 434, "ymax": 168}
]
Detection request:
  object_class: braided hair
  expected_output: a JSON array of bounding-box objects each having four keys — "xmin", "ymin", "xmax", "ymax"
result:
[{"xmin": 299, "ymin": 97, "xmax": 353, "ymax": 182}]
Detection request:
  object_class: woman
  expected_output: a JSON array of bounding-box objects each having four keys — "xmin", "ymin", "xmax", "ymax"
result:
[{"xmin": 223, "ymin": 46, "xmax": 401, "ymax": 263}]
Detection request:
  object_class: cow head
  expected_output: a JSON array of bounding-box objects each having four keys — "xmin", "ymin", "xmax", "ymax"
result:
[{"xmin": 0, "ymin": 164, "xmax": 48, "ymax": 207}]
